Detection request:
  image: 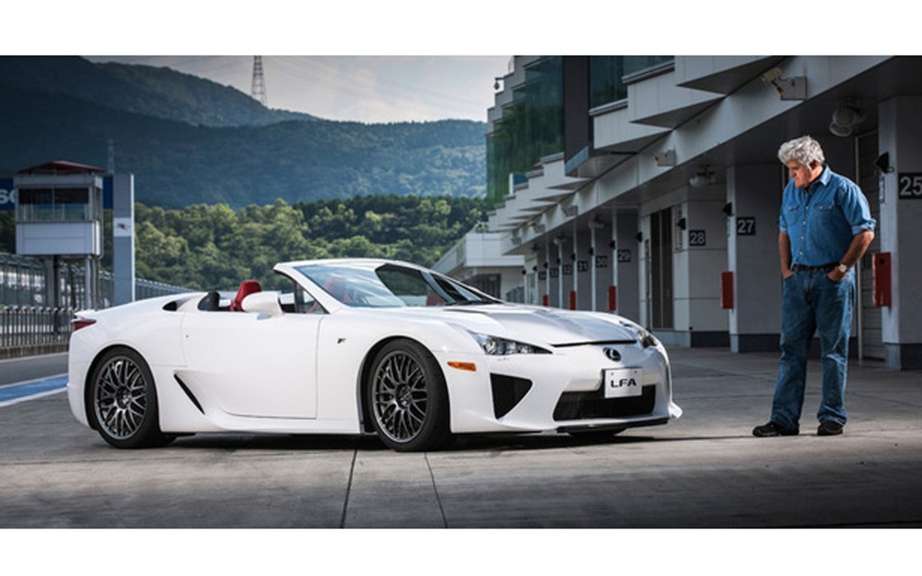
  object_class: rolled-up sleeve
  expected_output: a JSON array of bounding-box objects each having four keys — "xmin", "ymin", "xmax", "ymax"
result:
[
  {"xmin": 838, "ymin": 181, "xmax": 876, "ymax": 236},
  {"xmin": 778, "ymin": 189, "xmax": 788, "ymax": 234}
]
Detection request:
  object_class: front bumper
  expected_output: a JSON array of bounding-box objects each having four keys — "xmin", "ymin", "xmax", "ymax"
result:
[{"xmin": 436, "ymin": 341, "xmax": 681, "ymax": 434}]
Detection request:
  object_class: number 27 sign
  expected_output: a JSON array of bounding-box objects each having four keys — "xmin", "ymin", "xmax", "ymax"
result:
[{"xmin": 898, "ymin": 173, "xmax": 922, "ymax": 200}]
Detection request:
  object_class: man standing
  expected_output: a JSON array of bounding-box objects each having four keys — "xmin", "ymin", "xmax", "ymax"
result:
[{"xmin": 753, "ymin": 135, "xmax": 876, "ymax": 438}]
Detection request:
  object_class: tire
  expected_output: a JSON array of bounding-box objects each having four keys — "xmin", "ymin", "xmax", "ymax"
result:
[
  {"xmin": 87, "ymin": 347, "xmax": 175, "ymax": 449},
  {"xmin": 365, "ymin": 339, "xmax": 451, "ymax": 452},
  {"xmin": 567, "ymin": 428, "xmax": 625, "ymax": 442}
]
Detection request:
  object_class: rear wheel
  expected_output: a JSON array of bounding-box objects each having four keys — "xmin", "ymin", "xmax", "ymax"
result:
[
  {"xmin": 88, "ymin": 347, "xmax": 174, "ymax": 449},
  {"xmin": 366, "ymin": 339, "xmax": 450, "ymax": 452}
]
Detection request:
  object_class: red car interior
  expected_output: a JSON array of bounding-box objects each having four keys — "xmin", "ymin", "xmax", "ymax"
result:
[{"xmin": 230, "ymin": 280, "xmax": 262, "ymax": 311}]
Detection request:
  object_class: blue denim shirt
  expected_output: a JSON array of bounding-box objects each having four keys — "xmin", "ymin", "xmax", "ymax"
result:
[{"xmin": 779, "ymin": 166, "xmax": 876, "ymax": 266}]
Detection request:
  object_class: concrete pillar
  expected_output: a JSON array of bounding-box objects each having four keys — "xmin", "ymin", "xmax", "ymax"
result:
[
  {"xmin": 726, "ymin": 164, "xmax": 783, "ymax": 352},
  {"xmin": 558, "ymin": 235, "xmax": 571, "ymax": 308},
  {"xmin": 576, "ymin": 226, "xmax": 591, "ymax": 310},
  {"xmin": 549, "ymin": 238, "xmax": 560, "ymax": 308},
  {"xmin": 878, "ymin": 96, "xmax": 922, "ymax": 370},
  {"xmin": 590, "ymin": 220, "xmax": 611, "ymax": 311},
  {"xmin": 679, "ymin": 194, "xmax": 728, "ymax": 347},
  {"xmin": 112, "ymin": 174, "xmax": 135, "ymax": 305},
  {"xmin": 614, "ymin": 209, "xmax": 640, "ymax": 322}
]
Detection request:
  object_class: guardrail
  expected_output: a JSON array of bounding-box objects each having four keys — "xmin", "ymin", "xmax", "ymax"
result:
[{"xmin": 0, "ymin": 305, "xmax": 74, "ymax": 359}]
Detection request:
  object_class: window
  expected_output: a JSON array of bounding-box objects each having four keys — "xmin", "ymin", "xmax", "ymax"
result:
[
  {"xmin": 295, "ymin": 263, "xmax": 499, "ymax": 308},
  {"xmin": 589, "ymin": 56, "xmax": 674, "ymax": 109},
  {"xmin": 278, "ymin": 273, "xmax": 325, "ymax": 314}
]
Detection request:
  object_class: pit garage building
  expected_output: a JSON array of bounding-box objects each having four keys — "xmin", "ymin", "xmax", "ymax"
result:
[{"xmin": 434, "ymin": 56, "xmax": 922, "ymax": 370}]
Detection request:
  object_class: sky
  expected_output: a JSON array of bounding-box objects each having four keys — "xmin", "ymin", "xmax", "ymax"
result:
[{"xmin": 89, "ymin": 56, "xmax": 511, "ymax": 123}]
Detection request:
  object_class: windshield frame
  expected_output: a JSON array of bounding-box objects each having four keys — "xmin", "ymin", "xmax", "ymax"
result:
[{"xmin": 292, "ymin": 261, "xmax": 503, "ymax": 309}]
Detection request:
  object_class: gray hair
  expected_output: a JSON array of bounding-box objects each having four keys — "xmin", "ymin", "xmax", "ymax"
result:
[{"xmin": 777, "ymin": 135, "xmax": 825, "ymax": 167}]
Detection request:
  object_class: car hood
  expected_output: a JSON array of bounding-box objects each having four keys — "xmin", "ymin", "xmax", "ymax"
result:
[{"xmin": 361, "ymin": 304, "xmax": 640, "ymax": 346}]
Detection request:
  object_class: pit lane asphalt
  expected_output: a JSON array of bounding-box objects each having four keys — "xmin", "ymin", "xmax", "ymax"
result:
[{"xmin": 1, "ymin": 349, "xmax": 920, "ymax": 528}]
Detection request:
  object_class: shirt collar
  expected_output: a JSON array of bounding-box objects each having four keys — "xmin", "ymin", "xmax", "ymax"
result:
[{"xmin": 802, "ymin": 165, "xmax": 831, "ymax": 191}]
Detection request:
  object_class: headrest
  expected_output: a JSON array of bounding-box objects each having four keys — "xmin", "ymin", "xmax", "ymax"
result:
[{"xmin": 230, "ymin": 280, "xmax": 262, "ymax": 311}]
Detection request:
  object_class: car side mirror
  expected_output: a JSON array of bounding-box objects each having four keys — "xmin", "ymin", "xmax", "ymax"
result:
[{"xmin": 241, "ymin": 291, "xmax": 283, "ymax": 318}]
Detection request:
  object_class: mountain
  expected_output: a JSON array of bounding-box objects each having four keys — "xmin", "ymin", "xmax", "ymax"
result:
[
  {"xmin": 0, "ymin": 56, "xmax": 318, "ymax": 127},
  {"xmin": 0, "ymin": 85, "xmax": 486, "ymax": 207},
  {"xmin": 0, "ymin": 57, "xmax": 486, "ymax": 206}
]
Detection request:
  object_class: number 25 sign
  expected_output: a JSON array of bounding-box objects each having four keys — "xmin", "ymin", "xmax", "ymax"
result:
[{"xmin": 898, "ymin": 173, "xmax": 922, "ymax": 200}]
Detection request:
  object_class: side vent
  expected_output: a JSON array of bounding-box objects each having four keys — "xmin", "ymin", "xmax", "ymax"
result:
[
  {"xmin": 174, "ymin": 375, "xmax": 205, "ymax": 414},
  {"xmin": 490, "ymin": 374, "xmax": 533, "ymax": 419}
]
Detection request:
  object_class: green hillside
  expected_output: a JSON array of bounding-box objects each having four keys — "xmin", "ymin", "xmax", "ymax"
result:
[{"xmin": 0, "ymin": 57, "xmax": 486, "ymax": 207}]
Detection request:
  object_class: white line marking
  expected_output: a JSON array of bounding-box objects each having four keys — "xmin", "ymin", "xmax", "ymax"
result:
[
  {"xmin": 0, "ymin": 373, "xmax": 68, "ymax": 389},
  {"xmin": 0, "ymin": 387, "xmax": 67, "ymax": 408},
  {"xmin": 0, "ymin": 352, "xmax": 67, "ymax": 365}
]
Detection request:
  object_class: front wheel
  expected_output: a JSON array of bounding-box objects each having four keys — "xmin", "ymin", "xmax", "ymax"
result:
[
  {"xmin": 366, "ymin": 339, "xmax": 450, "ymax": 452},
  {"xmin": 88, "ymin": 347, "xmax": 174, "ymax": 449}
]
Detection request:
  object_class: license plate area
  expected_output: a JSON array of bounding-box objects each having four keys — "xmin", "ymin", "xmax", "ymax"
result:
[{"xmin": 602, "ymin": 368, "xmax": 643, "ymax": 398}]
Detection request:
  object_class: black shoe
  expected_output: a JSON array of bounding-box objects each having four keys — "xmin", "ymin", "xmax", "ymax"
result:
[
  {"xmin": 752, "ymin": 421, "xmax": 799, "ymax": 437},
  {"xmin": 817, "ymin": 420, "xmax": 844, "ymax": 436}
]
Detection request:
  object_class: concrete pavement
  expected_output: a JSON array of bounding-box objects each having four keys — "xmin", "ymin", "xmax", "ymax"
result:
[{"xmin": 0, "ymin": 349, "xmax": 919, "ymax": 527}]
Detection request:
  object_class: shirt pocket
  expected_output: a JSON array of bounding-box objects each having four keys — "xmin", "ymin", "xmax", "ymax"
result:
[{"xmin": 811, "ymin": 202, "xmax": 838, "ymax": 226}]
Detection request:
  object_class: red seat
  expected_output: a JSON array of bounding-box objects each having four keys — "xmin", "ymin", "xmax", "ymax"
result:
[{"xmin": 230, "ymin": 280, "xmax": 262, "ymax": 311}]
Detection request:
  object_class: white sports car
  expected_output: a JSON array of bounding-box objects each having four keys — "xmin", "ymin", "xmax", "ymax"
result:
[{"xmin": 68, "ymin": 258, "xmax": 682, "ymax": 451}]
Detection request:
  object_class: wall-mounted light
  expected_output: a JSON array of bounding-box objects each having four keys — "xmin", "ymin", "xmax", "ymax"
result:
[
  {"xmin": 689, "ymin": 165, "xmax": 717, "ymax": 188},
  {"xmin": 654, "ymin": 149, "xmax": 676, "ymax": 167},
  {"xmin": 532, "ymin": 265, "xmax": 538, "ymax": 272},
  {"xmin": 760, "ymin": 67, "xmax": 806, "ymax": 100},
  {"xmin": 829, "ymin": 102, "xmax": 865, "ymax": 138},
  {"xmin": 677, "ymin": 217, "xmax": 687, "ymax": 230},
  {"xmin": 588, "ymin": 247, "xmax": 595, "ymax": 256},
  {"xmin": 609, "ymin": 240, "xmax": 616, "ymax": 249},
  {"xmin": 723, "ymin": 202, "xmax": 734, "ymax": 217},
  {"xmin": 635, "ymin": 232, "xmax": 643, "ymax": 242},
  {"xmin": 876, "ymin": 152, "xmax": 894, "ymax": 174},
  {"xmin": 571, "ymin": 252, "xmax": 577, "ymax": 261}
]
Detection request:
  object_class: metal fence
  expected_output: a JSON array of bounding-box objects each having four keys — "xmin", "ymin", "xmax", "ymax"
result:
[
  {"xmin": 0, "ymin": 305, "xmax": 75, "ymax": 358},
  {"xmin": 1, "ymin": 252, "xmax": 192, "ymax": 358}
]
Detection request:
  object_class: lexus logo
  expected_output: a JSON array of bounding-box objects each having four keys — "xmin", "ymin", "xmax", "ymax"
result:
[{"xmin": 603, "ymin": 347, "xmax": 621, "ymax": 362}]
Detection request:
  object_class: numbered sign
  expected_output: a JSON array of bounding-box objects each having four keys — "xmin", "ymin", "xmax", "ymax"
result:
[
  {"xmin": 898, "ymin": 173, "xmax": 922, "ymax": 200},
  {"xmin": 562, "ymin": 264, "xmax": 573, "ymax": 276},
  {"xmin": 617, "ymin": 249, "xmax": 632, "ymax": 263},
  {"xmin": 550, "ymin": 268, "xmax": 559, "ymax": 279},
  {"xmin": 538, "ymin": 271, "xmax": 547, "ymax": 281},
  {"xmin": 736, "ymin": 217, "xmax": 756, "ymax": 236},
  {"xmin": 688, "ymin": 229, "xmax": 707, "ymax": 246},
  {"xmin": 595, "ymin": 255, "xmax": 608, "ymax": 269},
  {"xmin": 577, "ymin": 260, "xmax": 588, "ymax": 273}
]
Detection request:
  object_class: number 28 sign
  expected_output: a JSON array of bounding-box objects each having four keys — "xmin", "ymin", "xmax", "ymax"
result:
[{"xmin": 898, "ymin": 173, "xmax": 922, "ymax": 200}]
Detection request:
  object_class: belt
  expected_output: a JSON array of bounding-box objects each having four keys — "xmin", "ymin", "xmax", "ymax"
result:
[{"xmin": 791, "ymin": 262, "xmax": 839, "ymax": 272}]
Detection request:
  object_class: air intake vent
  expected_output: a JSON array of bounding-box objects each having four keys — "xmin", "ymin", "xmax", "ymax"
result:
[
  {"xmin": 553, "ymin": 385, "xmax": 655, "ymax": 421},
  {"xmin": 490, "ymin": 374, "xmax": 533, "ymax": 419},
  {"xmin": 174, "ymin": 375, "xmax": 205, "ymax": 414}
]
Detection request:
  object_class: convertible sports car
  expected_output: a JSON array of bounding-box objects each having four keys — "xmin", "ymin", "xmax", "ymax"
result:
[{"xmin": 67, "ymin": 258, "xmax": 682, "ymax": 451}]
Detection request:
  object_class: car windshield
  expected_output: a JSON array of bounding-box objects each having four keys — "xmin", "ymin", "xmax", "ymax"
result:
[{"xmin": 295, "ymin": 263, "xmax": 500, "ymax": 308}]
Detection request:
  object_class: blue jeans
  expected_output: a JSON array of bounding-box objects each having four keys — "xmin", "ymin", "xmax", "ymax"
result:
[{"xmin": 771, "ymin": 268, "xmax": 854, "ymax": 430}]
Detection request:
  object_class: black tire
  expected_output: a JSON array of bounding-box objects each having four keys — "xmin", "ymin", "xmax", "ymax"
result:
[
  {"xmin": 365, "ymin": 339, "xmax": 451, "ymax": 452},
  {"xmin": 87, "ymin": 346, "xmax": 174, "ymax": 449},
  {"xmin": 567, "ymin": 428, "xmax": 625, "ymax": 442}
]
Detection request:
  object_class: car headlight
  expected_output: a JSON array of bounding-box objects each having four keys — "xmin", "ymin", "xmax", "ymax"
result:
[
  {"xmin": 468, "ymin": 331, "xmax": 551, "ymax": 355},
  {"xmin": 619, "ymin": 321, "xmax": 660, "ymax": 349}
]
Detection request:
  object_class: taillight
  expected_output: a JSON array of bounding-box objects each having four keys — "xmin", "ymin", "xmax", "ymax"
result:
[{"xmin": 72, "ymin": 318, "xmax": 96, "ymax": 332}]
